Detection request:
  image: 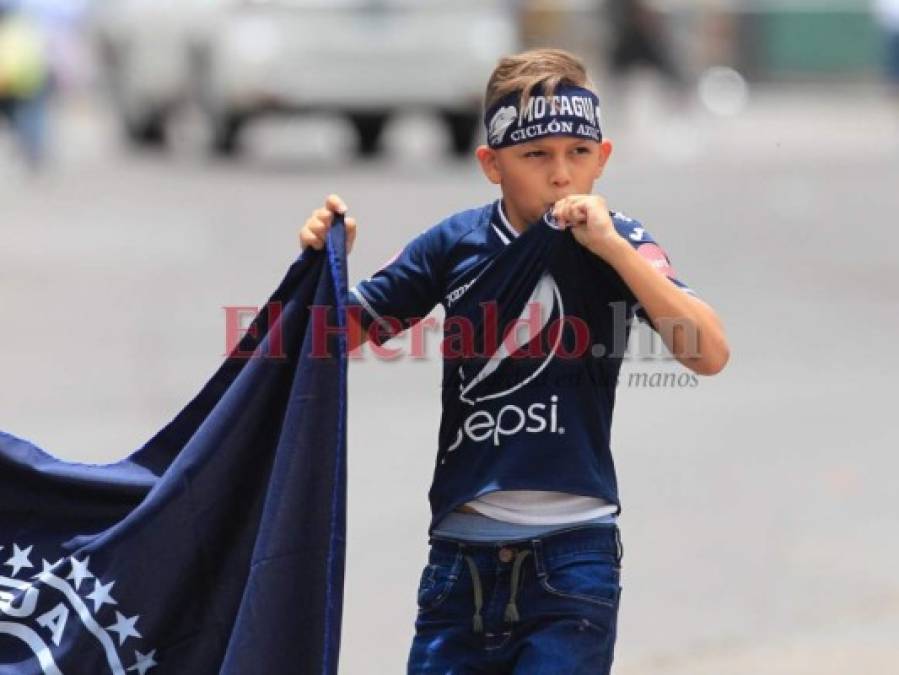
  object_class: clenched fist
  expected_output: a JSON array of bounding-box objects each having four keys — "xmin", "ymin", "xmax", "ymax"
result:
[{"xmin": 299, "ymin": 194, "xmax": 358, "ymax": 253}]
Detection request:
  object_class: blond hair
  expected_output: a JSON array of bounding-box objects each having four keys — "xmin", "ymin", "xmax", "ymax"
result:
[{"xmin": 484, "ymin": 49, "xmax": 596, "ymax": 112}]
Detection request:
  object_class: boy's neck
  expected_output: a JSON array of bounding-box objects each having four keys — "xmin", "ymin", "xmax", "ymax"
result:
[{"xmin": 499, "ymin": 199, "xmax": 527, "ymax": 235}]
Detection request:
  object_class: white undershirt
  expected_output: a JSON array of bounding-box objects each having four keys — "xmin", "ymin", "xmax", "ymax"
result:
[{"xmin": 463, "ymin": 491, "xmax": 618, "ymax": 525}]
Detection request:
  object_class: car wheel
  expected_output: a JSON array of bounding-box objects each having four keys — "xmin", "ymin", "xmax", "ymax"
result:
[
  {"xmin": 100, "ymin": 41, "xmax": 168, "ymax": 149},
  {"xmin": 210, "ymin": 112, "xmax": 247, "ymax": 157},
  {"xmin": 442, "ymin": 111, "xmax": 479, "ymax": 157},
  {"xmin": 349, "ymin": 113, "xmax": 388, "ymax": 157},
  {"xmin": 124, "ymin": 109, "xmax": 168, "ymax": 148}
]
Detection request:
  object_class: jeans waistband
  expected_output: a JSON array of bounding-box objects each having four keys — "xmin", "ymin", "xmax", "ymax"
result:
[
  {"xmin": 432, "ymin": 510, "xmax": 618, "ymax": 544},
  {"xmin": 429, "ymin": 522, "xmax": 623, "ymax": 567}
]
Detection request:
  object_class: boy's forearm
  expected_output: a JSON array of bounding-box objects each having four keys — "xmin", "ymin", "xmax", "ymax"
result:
[{"xmin": 601, "ymin": 238, "xmax": 730, "ymax": 375}]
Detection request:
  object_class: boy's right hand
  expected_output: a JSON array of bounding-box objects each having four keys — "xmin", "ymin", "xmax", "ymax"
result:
[{"xmin": 299, "ymin": 194, "xmax": 357, "ymax": 253}]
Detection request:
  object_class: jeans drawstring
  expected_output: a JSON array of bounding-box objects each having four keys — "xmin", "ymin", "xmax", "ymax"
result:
[
  {"xmin": 503, "ymin": 550, "xmax": 531, "ymax": 623},
  {"xmin": 464, "ymin": 549, "xmax": 532, "ymax": 633},
  {"xmin": 463, "ymin": 555, "xmax": 484, "ymax": 633}
]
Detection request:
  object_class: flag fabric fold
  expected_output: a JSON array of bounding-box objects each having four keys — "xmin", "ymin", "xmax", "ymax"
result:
[{"xmin": 0, "ymin": 220, "xmax": 349, "ymax": 675}]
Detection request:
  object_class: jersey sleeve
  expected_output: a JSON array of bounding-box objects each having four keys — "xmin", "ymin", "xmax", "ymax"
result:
[
  {"xmin": 611, "ymin": 211, "xmax": 698, "ymax": 323},
  {"xmin": 347, "ymin": 226, "xmax": 444, "ymax": 345}
]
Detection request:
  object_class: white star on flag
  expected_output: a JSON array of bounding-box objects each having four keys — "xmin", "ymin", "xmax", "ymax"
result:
[
  {"xmin": 86, "ymin": 579, "xmax": 118, "ymax": 612},
  {"xmin": 4, "ymin": 543, "xmax": 34, "ymax": 576},
  {"xmin": 33, "ymin": 558, "xmax": 64, "ymax": 582},
  {"xmin": 67, "ymin": 556, "xmax": 93, "ymax": 590},
  {"xmin": 107, "ymin": 611, "xmax": 142, "ymax": 646},
  {"xmin": 127, "ymin": 649, "xmax": 157, "ymax": 675}
]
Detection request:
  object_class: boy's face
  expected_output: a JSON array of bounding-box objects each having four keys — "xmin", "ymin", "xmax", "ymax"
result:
[{"xmin": 476, "ymin": 136, "xmax": 613, "ymax": 231}]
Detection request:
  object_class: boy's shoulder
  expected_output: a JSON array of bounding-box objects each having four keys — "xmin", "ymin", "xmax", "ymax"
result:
[
  {"xmin": 435, "ymin": 202, "xmax": 495, "ymax": 236},
  {"xmin": 411, "ymin": 202, "xmax": 496, "ymax": 252},
  {"xmin": 609, "ymin": 209, "xmax": 655, "ymax": 246}
]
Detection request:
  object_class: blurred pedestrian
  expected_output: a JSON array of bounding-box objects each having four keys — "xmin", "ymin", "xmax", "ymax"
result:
[
  {"xmin": 20, "ymin": 0, "xmax": 92, "ymax": 93},
  {"xmin": 874, "ymin": 0, "xmax": 899, "ymax": 99},
  {"xmin": 606, "ymin": 0, "xmax": 683, "ymax": 87},
  {"xmin": 0, "ymin": 0, "xmax": 50, "ymax": 170}
]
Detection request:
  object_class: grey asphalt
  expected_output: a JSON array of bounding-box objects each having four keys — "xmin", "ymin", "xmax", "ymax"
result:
[{"xmin": 2, "ymin": 83, "xmax": 898, "ymax": 674}]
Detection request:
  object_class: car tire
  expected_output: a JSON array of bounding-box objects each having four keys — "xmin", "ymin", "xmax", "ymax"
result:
[
  {"xmin": 442, "ymin": 111, "xmax": 480, "ymax": 157},
  {"xmin": 210, "ymin": 112, "xmax": 247, "ymax": 157},
  {"xmin": 99, "ymin": 41, "xmax": 168, "ymax": 149},
  {"xmin": 349, "ymin": 113, "xmax": 388, "ymax": 157},
  {"xmin": 123, "ymin": 110, "xmax": 168, "ymax": 148}
]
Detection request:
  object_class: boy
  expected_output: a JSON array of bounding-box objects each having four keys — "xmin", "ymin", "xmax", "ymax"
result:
[{"xmin": 300, "ymin": 49, "xmax": 728, "ymax": 674}]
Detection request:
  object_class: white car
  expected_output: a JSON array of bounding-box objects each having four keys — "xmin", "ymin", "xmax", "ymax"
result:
[{"xmin": 92, "ymin": 0, "xmax": 520, "ymax": 156}]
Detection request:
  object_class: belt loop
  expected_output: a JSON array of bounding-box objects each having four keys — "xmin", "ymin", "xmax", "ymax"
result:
[
  {"xmin": 531, "ymin": 538, "xmax": 546, "ymax": 578},
  {"xmin": 614, "ymin": 526, "xmax": 624, "ymax": 566}
]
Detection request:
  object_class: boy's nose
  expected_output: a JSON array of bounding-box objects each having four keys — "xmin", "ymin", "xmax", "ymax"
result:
[{"xmin": 549, "ymin": 159, "xmax": 572, "ymax": 187}]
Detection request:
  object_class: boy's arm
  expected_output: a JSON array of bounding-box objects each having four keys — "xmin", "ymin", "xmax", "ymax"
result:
[
  {"xmin": 300, "ymin": 193, "xmax": 443, "ymax": 354},
  {"xmin": 601, "ymin": 243, "xmax": 729, "ymax": 375},
  {"xmin": 553, "ymin": 195, "xmax": 730, "ymax": 376}
]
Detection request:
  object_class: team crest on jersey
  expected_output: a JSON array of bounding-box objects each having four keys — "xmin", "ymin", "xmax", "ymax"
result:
[
  {"xmin": 0, "ymin": 542, "xmax": 158, "ymax": 674},
  {"xmin": 488, "ymin": 106, "xmax": 517, "ymax": 146}
]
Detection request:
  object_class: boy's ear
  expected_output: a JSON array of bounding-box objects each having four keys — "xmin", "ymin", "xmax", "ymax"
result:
[
  {"xmin": 594, "ymin": 139, "xmax": 613, "ymax": 179},
  {"xmin": 476, "ymin": 145, "xmax": 502, "ymax": 185}
]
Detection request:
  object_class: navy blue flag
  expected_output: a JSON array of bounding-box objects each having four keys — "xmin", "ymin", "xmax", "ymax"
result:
[{"xmin": 0, "ymin": 220, "xmax": 349, "ymax": 674}]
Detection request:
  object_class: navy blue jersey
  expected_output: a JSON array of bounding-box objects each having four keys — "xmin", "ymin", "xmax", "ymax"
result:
[{"xmin": 349, "ymin": 201, "xmax": 695, "ymax": 532}]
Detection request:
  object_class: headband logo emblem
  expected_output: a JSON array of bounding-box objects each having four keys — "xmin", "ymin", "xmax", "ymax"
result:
[{"xmin": 488, "ymin": 106, "xmax": 517, "ymax": 146}]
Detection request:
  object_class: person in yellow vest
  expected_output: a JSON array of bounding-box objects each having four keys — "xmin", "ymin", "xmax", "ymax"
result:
[{"xmin": 0, "ymin": 0, "xmax": 50, "ymax": 169}]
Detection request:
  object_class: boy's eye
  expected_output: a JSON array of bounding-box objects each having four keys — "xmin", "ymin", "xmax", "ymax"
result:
[
  {"xmin": 573, "ymin": 146, "xmax": 591, "ymax": 155},
  {"xmin": 524, "ymin": 151, "xmax": 545, "ymax": 158}
]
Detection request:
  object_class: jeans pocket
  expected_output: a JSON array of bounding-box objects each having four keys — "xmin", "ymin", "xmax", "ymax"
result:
[
  {"xmin": 538, "ymin": 552, "xmax": 621, "ymax": 609},
  {"xmin": 416, "ymin": 551, "xmax": 462, "ymax": 612}
]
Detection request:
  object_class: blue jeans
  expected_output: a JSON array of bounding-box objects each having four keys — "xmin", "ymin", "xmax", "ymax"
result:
[
  {"xmin": 407, "ymin": 525, "xmax": 623, "ymax": 674},
  {"xmin": 0, "ymin": 86, "xmax": 50, "ymax": 169}
]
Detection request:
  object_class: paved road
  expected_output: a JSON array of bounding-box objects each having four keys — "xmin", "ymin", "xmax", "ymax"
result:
[{"xmin": 2, "ymin": 84, "xmax": 898, "ymax": 673}]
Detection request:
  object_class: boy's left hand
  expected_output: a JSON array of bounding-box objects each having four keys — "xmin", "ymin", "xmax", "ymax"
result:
[{"xmin": 552, "ymin": 195, "xmax": 625, "ymax": 262}]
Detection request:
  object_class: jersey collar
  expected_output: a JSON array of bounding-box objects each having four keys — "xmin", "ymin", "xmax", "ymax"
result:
[{"xmin": 491, "ymin": 200, "xmax": 520, "ymax": 245}]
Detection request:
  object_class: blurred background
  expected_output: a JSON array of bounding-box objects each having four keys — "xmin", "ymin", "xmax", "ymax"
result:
[{"xmin": 2, "ymin": 0, "xmax": 898, "ymax": 673}]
